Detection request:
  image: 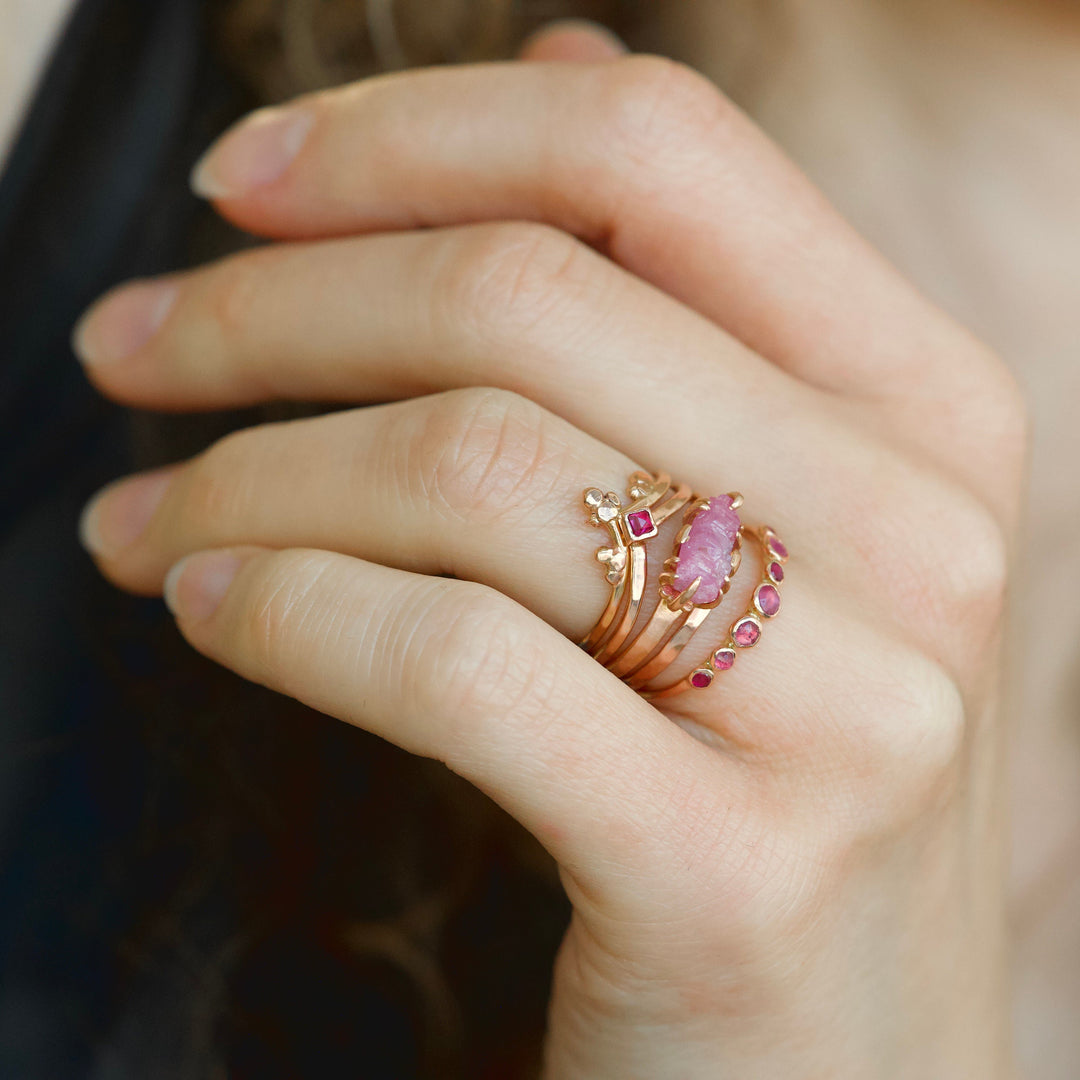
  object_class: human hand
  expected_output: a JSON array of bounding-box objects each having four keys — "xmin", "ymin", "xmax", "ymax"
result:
[{"xmin": 74, "ymin": 23, "xmax": 1027, "ymax": 1078}]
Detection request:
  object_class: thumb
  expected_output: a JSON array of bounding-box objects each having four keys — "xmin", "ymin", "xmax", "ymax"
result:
[{"xmin": 518, "ymin": 19, "xmax": 628, "ymax": 62}]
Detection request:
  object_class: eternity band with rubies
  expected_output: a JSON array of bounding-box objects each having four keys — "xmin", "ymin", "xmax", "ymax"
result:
[{"xmin": 579, "ymin": 471, "xmax": 789, "ymax": 698}]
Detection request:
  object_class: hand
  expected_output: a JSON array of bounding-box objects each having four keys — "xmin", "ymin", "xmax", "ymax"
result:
[{"xmin": 73, "ymin": 23, "xmax": 1026, "ymax": 1078}]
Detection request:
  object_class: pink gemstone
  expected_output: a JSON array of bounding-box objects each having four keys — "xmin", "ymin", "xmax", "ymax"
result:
[
  {"xmin": 768, "ymin": 561, "xmax": 784, "ymax": 583},
  {"xmin": 690, "ymin": 669, "xmax": 714, "ymax": 689},
  {"xmin": 766, "ymin": 531, "xmax": 789, "ymax": 561},
  {"xmin": 713, "ymin": 648, "xmax": 736, "ymax": 671},
  {"xmin": 626, "ymin": 509, "xmax": 657, "ymax": 540},
  {"xmin": 755, "ymin": 584, "xmax": 781, "ymax": 617},
  {"xmin": 672, "ymin": 496, "xmax": 741, "ymax": 605},
  {"xmin": 733, "ymin": 618, "xmax": 761, "ymax": 648}
]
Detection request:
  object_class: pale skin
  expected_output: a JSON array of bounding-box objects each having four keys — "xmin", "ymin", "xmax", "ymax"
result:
[{"xmin": 64, "ymin": 20, "xmax": 1032, "ymax": 1080}]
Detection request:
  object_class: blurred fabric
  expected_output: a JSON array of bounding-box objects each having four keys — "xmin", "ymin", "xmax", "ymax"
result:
[{"xmin": 0, "ymin": 1, "xmax": 232, "ymax": 1074}]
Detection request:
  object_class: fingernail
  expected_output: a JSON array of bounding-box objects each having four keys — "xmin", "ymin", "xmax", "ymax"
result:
[
  {"xmin": 191, "ymin": 106, "xmax": 315, "ymax": 200},
  {"xmin": 164, "ymin": 550, "xmax": 249, "ymax": 621},
  {"xmin": 520, "ymin": 19, "xmax": 628, "ymax": 60},
  {"xmin": 72, "ymin": 279, "xmax": 178, "ymax": 365},
  {"xmin": 79, "ymin": 467, "xmax": 176, "ymax": 557}
]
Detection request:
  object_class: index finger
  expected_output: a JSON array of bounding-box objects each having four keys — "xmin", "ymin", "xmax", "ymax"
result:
[{"xmin": 191, "ymin": 58, "xmax": 1014, "ymax": 413}]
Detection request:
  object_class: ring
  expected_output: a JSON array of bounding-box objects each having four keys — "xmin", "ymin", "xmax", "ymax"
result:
[
  {"xmin": 641, "ymin": 525, "xmax": 788, "ymax": 700},
  {"xmin": 577, "ymin": 471, "xmax": 693, "ymax": 662},
  {"xmin": 580, "ymin": 472, "xmax": 789, "ymax": 699},
  {"xmin": 605, "ymin": 493, "xmax": 743, "ymax": 681}
]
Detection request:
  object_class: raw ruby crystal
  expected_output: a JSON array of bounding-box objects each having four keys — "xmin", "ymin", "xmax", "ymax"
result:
[
  {"xmin": 733, "ymin": 617, "xmax": 761, "ymax": 648},
  {"xmin": 755, "ymin": 584, "xmax": 781, "ymax": 617},
  {"xmin": 672, "ymin": 496, "xmax": 741, "ymax": 605},
  {"xmin": 626, "ymin": 509, "xmax": 657, "ymax": 540},
  {"xmin": 690, "ymin": 669, "xmax": 714, "ymax": 689},
  {"xmin": 768, "ymin": 561, "xmax": 784, "ymax": 583},
  {"xmin": 766, "ymin": 532, "xmax": 789, "ymax": 561},
  {"xmin": 713, "ymin": 648, "xmax": 736, "ymax": 671}
]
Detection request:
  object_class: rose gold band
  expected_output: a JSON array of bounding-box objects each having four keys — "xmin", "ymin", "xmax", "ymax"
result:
[
  {"xmin": 579, "ymin": 471, "xmax": 789, "ymax": 699},
  {"xmin": 578, "ymin": 471, "xmax": 692, "ymax": 660}
]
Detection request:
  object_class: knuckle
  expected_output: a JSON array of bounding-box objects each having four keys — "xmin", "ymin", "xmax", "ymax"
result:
[
  {"xmin": 414, "ymin": 585, "xmax": 560, "ymax": 750},
  {"xmin": 245, "ymin": 549, "xmax": 335, "ymax": 679},
  {"xmin": 859, "ymin": 450, "xmax": 1012, "ymax": 642},
  {"xmin": 435, "ymin": 222, "xmax": 586, "ymax": 344},
  {"xmin": 981, "ymin": 357, "xmax": 1031, "ymax": 466},
  {"xmin": 828, "ymin": 651, "xmax": 967, "ymax": 839},
  {"xmin": 597, "ymin": 54, "xmax": 734, "ymax": 166},
  {"xmin": 205, "ymin": 251, "xmax": 264, "ymax": 351},
  {"xmin": 182, "ymin": 427, "xmax": 259, "ymax": 525},
  {"xmin": 416, "ymin": 386, "xmax": 571, "ymax": 522},
  {"xmin": 930, "ymin": 486, "xmax": 1011, "ymax": 630}
]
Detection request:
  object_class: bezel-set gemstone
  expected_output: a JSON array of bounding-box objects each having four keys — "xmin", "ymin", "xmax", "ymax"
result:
[
  {"xmin": 732, "ymin": 617, "xmax": 762, "ymax": 648},
  {"xmin": 765, "ymin": 530, "xmax": 789, "ymax": 561},
  {"xmin": 713, "ymin": 648, "xmax": 736, "ymax": 671},
  {"xmin": 768, "ymin": 561, "xmax": 785, "ymax": 583},
  {"xmin": 626, "ymin": 508, "xmax": 658, "ymax": 541},
  {"xmin": 690, "ymin": 668, "xmax": 714, "ymax": 689},
  {"xmin": 755, "ymin": 583, "xmax": 781, "ymax": 618}
]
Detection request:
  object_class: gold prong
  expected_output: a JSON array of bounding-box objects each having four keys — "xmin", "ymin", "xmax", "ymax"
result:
[{"xmin": 674, "ymin": 576, "xmax": 702, "ymax": 608}]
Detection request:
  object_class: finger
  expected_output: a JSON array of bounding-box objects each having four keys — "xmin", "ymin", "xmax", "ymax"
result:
[
  {"xmin": 78, "ymin": 386, "xmax": 999, "ymax": 691},
  {"xmin": 518, "ymin": 20, "xmax": 627, "ymax": 62},
  {"xmin": 187, "ymin": 55, "xmax": 1017, "ymax": 438},
  {"xmin": 81, "ymin": 388, "xmax": 642, "ymax": 643},
  {"xmin": 161, "ymin": 543, "xmax": 749, "ymax": 911},
  {"xmin": 73, "ymin": 221, "xmax": 795, "ymax": 413},
  {"xmin": 69, "ymin": 223, "xmax": 835, "ymax": 548}
]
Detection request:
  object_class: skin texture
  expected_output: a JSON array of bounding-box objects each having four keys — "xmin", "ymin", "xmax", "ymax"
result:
[
  {"xmin": 73, "ymin": 23, "xmax": 1026, "ymax": 1079},
  {"xmin": 653, "ymin": 3, "xmax": 1080, "ymax": 1072}
]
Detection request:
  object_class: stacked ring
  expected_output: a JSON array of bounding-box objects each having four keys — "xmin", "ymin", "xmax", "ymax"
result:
[
  {"xmin": 578, "ymin": 471, "xmax": 692, "ymax": 662},
  {"xmin": 607, "ymin": 493, "xmax": 744, "ymax": 681},
  {"xmin": 641, "ymin": 525, "xmax": 789, "ymax": 700},
  {"xmin": 579, "ymin": 471, "xmax": 789, "ymax": 699}
]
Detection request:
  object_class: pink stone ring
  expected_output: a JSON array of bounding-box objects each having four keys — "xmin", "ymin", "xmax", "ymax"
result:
[
  {"xmin": 641, "ymin": 526, "xmax": 788, "ymax": 701},
  {"xmin": 579, "ymin": 471, "xmax": 789, "ymax": 699}
]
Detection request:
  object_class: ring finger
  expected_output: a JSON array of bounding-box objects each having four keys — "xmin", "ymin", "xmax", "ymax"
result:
[
  {"xmin": 76, "ymin": 224, "xmax": 986, "ymax": 677},
  {"xmin": 82, "ymin": 387, "xmax": 644, "ymax": 643}
]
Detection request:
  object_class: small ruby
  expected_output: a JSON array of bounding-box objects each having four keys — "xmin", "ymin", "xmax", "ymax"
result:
[
  {"xmin": 766, "ymin": 531, "xmax": 789, "ymax": 560},
  {"xmin": 626, "ymin": 509, "xmax": 657, "ymax": 540},
  {"xmin": 768, "ymin": 561, "xmax": 784, "ymax": 583},
  {"xmin": 661, "ymin": 583, "xmax": 678, "ymax": 598},
  {"xmin": 690, "ymin": 669, "xmax": 714, "ymax": 689},
  {"xmin": 733, "ymin": 618, "xmax": 761, "ymax": 648},
  {"xmin": 755, "ymin": 584, "xmax": 781, "ymax": 617},
  {"xmin": 713, "ymin": 648, "xmax": 736, "ymax": 671}
]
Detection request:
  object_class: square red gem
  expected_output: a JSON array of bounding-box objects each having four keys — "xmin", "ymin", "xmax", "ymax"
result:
[{"xmin": 626, "ymin": 509, "xmax": 657, "ymax": 540}]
